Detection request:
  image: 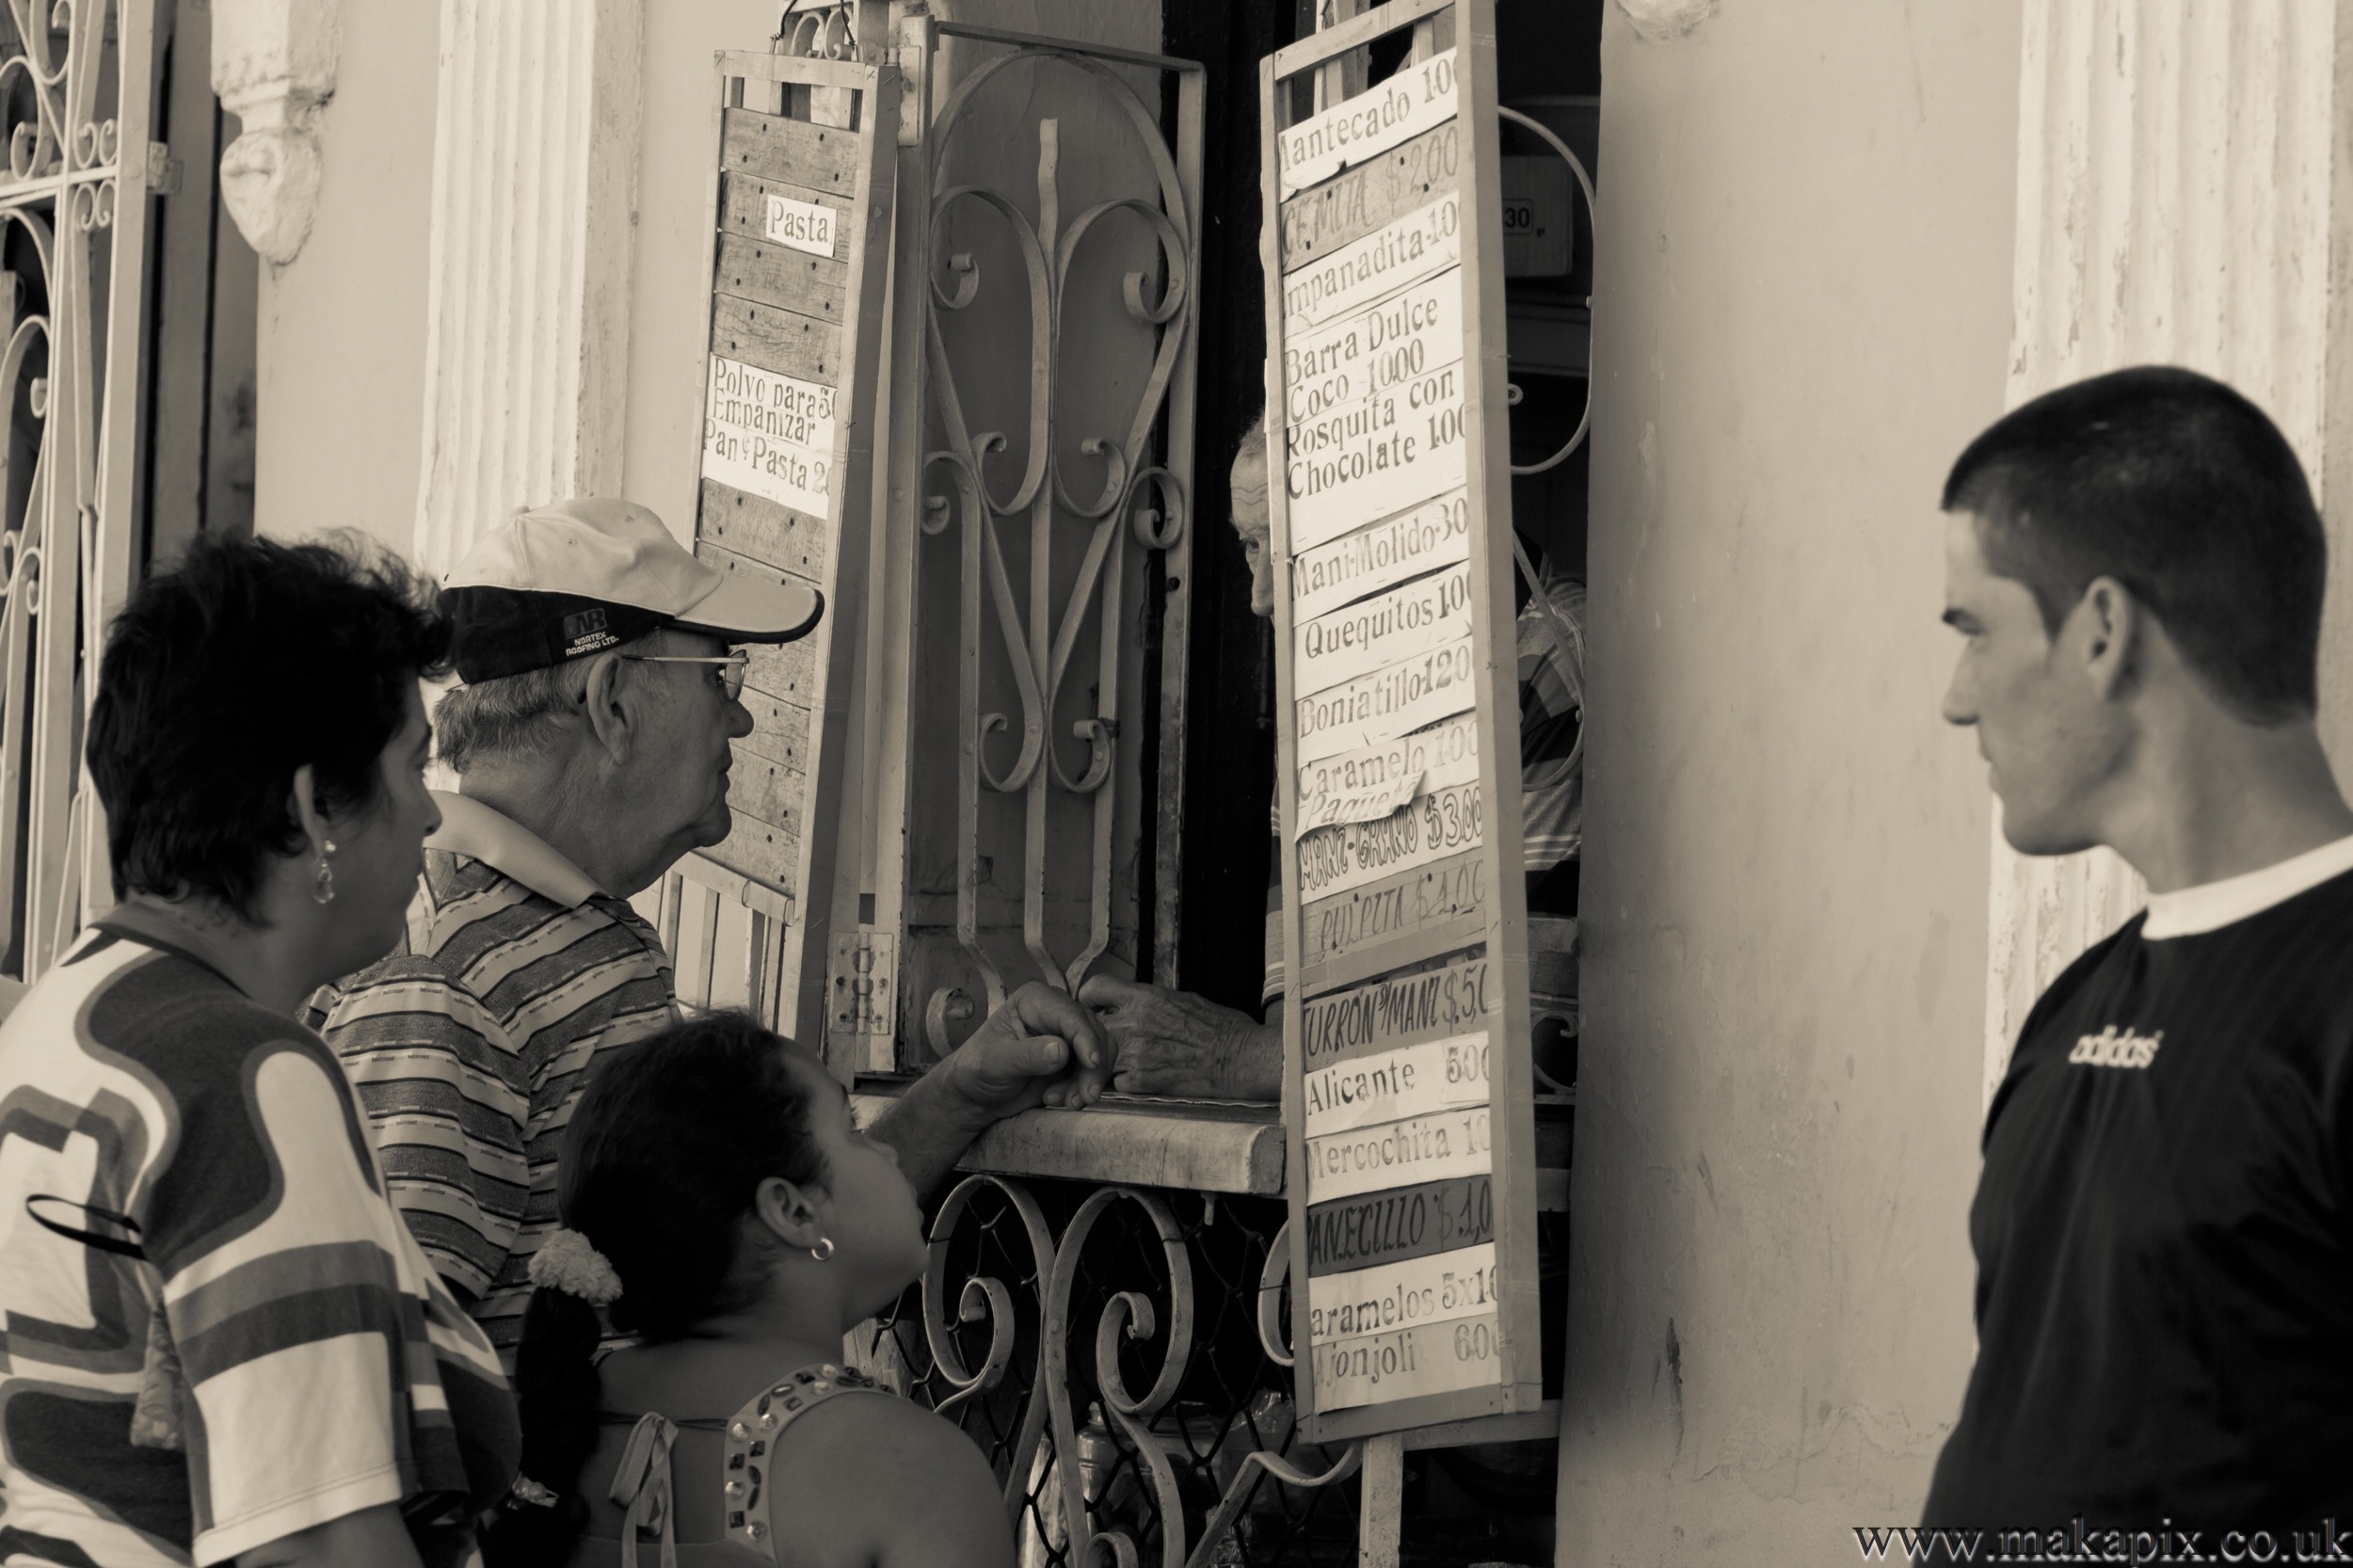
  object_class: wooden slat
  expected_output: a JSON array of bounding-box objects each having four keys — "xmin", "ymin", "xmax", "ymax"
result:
[
  {"xmin": 714, "ymin": 231, "xmax": 849, "ymax": 323},
  {"xmin": 721, "ymin": 171, "xmax": 854, "ymax": 263},
  {"xmin": 1273, "ymin": 0, "xmax": 1453, "ymax": 76},
  {"xmin": 721, "ymin": 104, "xmax": 861, "ymax": 193},
  {"xmin": 733, "ymin": 689, "xmax": 811, "ymax": 775},
  {"xmin": 690, "ymin": 885, "xmax": 723, "ymax": 1007},
  {"xmin": 1280, "ymin": 119, "xmax": 1462, "ymax": 271},
  {"xmin": 931, "ymin": 19, "xmax": 1196, "ymax": 74},
  {"xmin": 1302, "ymin": 920, "xmax": 1488, "ymax": 1000},
  {"xmin": 1402, "ymin": 1399, "xmax": 1560, "ymax": 1452},
  {"xmin": 743, "ymin": 633, "xmax": 817, "ymax": 705},
  {"xmin": 691, "ymin": 501, "xmax": 819, "ymax": 772},
  {"xmin": 723, "ymin": 52, "xmax": 877, "ymax": 93},
  {"xmin": 659, "ymin": 872, "xmax": 684, "ymax": 953},
  {"xmin": 708, "ymin": 803, "xmax": 802, "ymax": 893},
  {"xmin": 711, "ymin": 292, "xmax": 843, "ymax": 385},
  {"xmin": 728, "ymin": 739, "xmax": 806, "ymax": 831},
  {"xmin": 696, "ymin": 534, "xmax": 821, "ymax": 597},
  {"xmin": 674, "ymin": 849, "xmax": 792, "ymax": 921},
  {"xmin": 698, "ymin": 478, "xmax": 830, "ymax": 582},
  {"xmin": 1359, "ymin": 1435, "xmax": 1405, "ymax": 1566}
]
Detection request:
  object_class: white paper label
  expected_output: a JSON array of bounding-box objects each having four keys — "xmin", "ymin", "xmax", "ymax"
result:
[
  {"xmin": 1302, "ymin": 848, "xmax": 1488, "ymax": 975},
  {"xmin": 1283, "ymin": 267, "xmax": 1469, "ymax": 552},
  {"xmin": 1296, "ymin": 712, "xmax": 1480, "ymax": 837},
  {"xmin": 1278, "ymin": 49, "xmax": 1459, "ymax": 199},
  {"xmin": 763, "ymin": 193, "xmax": 837, "ymax": 257},
  {"xmin": 1302, "ymin": 1031, "xmax": 1492, "ymax": 1138},
  {"xmin": 1305, "ymin": 1104, "xmax": 1491, "ymax": 1205},
  {"xmin": 1312, "ymin": 1311, "xmax": 1502, "ymax": 1410},
  {"xmin": 1291, "ymin": 488, "xmax": 1470, "ymax": 624},
  {"xmin": 702, "ymin": 356, "xmax": 836, "ymax": 520},
  {"xmin": 1300, "ymin": 952, "xmax": 1497, "ymax": 1070},
  {"xmin": 1294, "ymin": 634, "xmax": 1477, "ymax": 767},
  {"xmin": 1295, "ymin": 564, "xmax": 1474, "ymax": 698},
  {"xmin": 1283, "ymin": 190, "xmax": 1463, "ymax": 335},
  {"xmin": 1297, "ymin": 779, "xmax": 1482, "ymax": 903},
  {"xmin": 1307, "ymin": 1240, "xmax": 1499, "ymax": 1344}
]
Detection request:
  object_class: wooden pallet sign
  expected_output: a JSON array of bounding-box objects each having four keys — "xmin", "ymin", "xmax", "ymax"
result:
[
  {"xmin": 693, "ymin": 50, "xmax": 900, "ymax": 1044},
  {"xmin": 1262, "ymin": 0, "xmax": 1543, "ymax": 1443}
]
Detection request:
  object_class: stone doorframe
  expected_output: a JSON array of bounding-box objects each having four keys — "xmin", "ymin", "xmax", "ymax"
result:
[{"xmin": 1983, "ymin": 0, "xmax": 2353, "ymax": 1101}]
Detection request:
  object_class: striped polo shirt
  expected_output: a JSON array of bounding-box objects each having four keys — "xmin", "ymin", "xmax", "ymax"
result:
[{"xmin": 307, "ymin": 792, "xmax": 678, "ymax": 1364}]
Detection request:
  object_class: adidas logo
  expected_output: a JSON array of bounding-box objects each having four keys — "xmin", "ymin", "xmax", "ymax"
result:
[{"xmin": 2068, "ymin": 1026, "xmax": 2163, "ymax": 1070}]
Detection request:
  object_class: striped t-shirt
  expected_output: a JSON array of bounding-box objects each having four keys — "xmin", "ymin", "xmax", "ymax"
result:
[
  {"xmin": 0, "ymin": 924, "xmax": 517, "ymax": 1567},
  {"xmin": 307, "ymin": 793, "xmax": 678, "ymax": 1362}
]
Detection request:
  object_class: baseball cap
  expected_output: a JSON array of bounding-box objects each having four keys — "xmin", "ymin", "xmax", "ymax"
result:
[{"xmin": 441, "ymin": 498, "xmax": 823, "ymax": 683}]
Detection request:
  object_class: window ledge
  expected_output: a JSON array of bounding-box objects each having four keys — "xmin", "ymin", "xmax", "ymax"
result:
[
  {"xmin": 855, "ymin": 1080, "xmax": 1577, "ymax": 1207},
  {"xmin": 853, "ymin": 1083, "xmax": 1288, "ymax": 1196}
]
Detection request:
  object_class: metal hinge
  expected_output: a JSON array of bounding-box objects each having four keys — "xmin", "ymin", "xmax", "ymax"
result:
[
  {"xmin": 826, "ymin": 929, "xmax": 896, "ymax": 1066},
  {"xmin": 895, "ymin": 13, "xmax": 932, "ymax": 147},
  {"xmin": 145, "ymin": 140, "xmax": 181, "ymax": 196}
]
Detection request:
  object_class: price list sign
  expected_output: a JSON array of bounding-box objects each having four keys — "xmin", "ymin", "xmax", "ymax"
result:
[
  {"xmin": 1260, "ymin": 0, "xmax": 1543, "ymax": 1442},
  {"xmin": 691, "ymin": 51, "xmax": 900, "ymax": 1043}
]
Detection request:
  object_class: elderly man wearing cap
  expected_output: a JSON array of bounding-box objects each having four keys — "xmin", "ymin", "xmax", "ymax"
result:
[{"xmin": 308, "ymin": 499, "xmax": 1111, "ymax": 1365}]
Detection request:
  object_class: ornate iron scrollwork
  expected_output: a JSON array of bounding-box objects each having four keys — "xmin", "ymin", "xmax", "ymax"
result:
[
  {"xmin": 2, "ymin": 0, "xmax": 136, "ymax": 981},
  {"xmin": 919, "ymin": 38, "xmax": 1197, "ymax": 1002},
  {"xmin": 856, "ymin": 1176, "xmax": 1369, "ymax": 1568}
]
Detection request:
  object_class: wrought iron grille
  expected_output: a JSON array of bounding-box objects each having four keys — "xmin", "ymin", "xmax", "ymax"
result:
[
  {"xmin": 1, "ymin": 0, "xmax": 157, "ymax": 986},
  {"xmin": 855, "ymin": 1176, "xmax": 1364, "ymax": 1568},
  {"xmin": 902, "ymin": 21, "xmax": 1203, "ymax": 1046}
]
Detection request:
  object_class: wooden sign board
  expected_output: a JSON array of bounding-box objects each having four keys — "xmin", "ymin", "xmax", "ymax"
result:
[
  {"xmin": 1262, "ymin": 0, "xmax": 1543, "ymax": 1443},
  {"xmin": 692, "ymin": 52, "xmax": 900, "ymax": 1044}
]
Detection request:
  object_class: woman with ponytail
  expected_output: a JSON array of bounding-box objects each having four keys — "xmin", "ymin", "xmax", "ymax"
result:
[{"xmin": 484, "ymin": 1011, "xmax": 1013, "ymax": 1568}]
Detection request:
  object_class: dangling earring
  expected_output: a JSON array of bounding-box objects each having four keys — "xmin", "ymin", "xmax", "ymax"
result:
[
  {"xmin": 312, "ymin": 840, "xmax": 337, "ymax": 905},
  {"xmin": 808, "ymin": 1236, "xmax": 835, "ymax": 1263}
]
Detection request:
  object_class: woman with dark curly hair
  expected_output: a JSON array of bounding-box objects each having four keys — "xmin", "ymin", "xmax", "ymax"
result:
[
  {"xmin": 0, "ymin": 535, "xmax": 519, "ymax": 1568},
  {"xmin": 488, "ymin": 1011, "xmax": 1011, "ymax": 1568}
]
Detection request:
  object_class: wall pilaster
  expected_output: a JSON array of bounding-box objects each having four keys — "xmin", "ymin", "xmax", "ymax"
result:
[
  {"xmin": 413, "ymin": 0, "xmax": 646, "ymax": 572},
  {"xmin": 1986, "ymin": 0, "xmax": 2353, "ymax": 1101}
]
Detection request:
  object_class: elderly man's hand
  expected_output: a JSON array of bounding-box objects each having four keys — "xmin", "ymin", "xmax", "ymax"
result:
[
  {"xmin": 865, "ymin": 983, "xmax": 1113, "ymax": 1197},
  {"xmin": 1078, "ymin": 976, "xmax": 1284, "ymax": 1101},
  {"xmin": 940, "ymin": 980, "xmax": 1115, "ymax": 1119}
]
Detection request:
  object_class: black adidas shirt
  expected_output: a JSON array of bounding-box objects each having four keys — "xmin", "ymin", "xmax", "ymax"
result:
[{"xmin": 1926, "ymin": 865, "xmax": 2353, "ymax": 1529}]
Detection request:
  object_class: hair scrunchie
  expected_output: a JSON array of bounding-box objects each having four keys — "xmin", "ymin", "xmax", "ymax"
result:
[{"xmin": 529, "ymin": 1227, "xmax": 624, "ymax": 1306}]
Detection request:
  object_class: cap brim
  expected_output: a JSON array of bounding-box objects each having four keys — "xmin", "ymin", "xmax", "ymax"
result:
[{"xmin": 672, "ymin": 570, "xmax": 824, "ymax": 644}]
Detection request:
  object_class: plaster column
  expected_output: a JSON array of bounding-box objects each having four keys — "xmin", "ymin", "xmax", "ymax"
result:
[
  {"xmin": 1984, "ymin": 0, "xmax": 2353, "ymax": 1103},
  {"xmin": 412, "ymin": 0, "xmax": 647, "ymax": 573}
]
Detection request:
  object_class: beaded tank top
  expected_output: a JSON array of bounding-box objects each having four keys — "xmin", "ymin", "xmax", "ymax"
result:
[{"xmin": 568, "ymin": 1360, "xmax": 891, "ymax": 1567}]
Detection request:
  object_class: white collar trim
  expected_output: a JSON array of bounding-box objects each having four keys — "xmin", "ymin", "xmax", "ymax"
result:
[
  {"xmin": 424, "ymin": 792, "xmax": 604, "ymax": 906},
  {"xmin": 2140, "ymin": 833, "xmax": 2353, "ymax": 939}
]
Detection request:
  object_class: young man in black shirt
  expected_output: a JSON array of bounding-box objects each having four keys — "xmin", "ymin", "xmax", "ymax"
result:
[{"xmin": 1926, "ymin": 366, "xmax": 2353, "ymax": 1542}]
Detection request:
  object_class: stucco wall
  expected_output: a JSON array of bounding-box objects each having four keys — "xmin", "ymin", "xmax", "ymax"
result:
[
  {"xmin": 1559, "ymin": 2, "xmax": 2021, "ymax": 1560},
  {"xmin": 248, "ymin": 1, "xmax": 439, "ymax": 552}
]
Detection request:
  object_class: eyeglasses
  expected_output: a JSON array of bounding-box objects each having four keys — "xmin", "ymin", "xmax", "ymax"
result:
[{"xmin": 622, "ymin": 650, "xmax": 750, "ymax": 701}]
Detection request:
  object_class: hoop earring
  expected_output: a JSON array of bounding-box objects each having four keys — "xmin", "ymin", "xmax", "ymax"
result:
[
  {"xmin": 312, "ymin": 840, "xmax": 337, "ymax": 905},
  {"xmin": 808, "ymin": 1236, "xmax": 835, "ymax": 1263}
]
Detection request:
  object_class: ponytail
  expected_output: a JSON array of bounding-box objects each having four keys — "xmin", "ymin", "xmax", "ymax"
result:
[{"xmin": 481, "ymin": 1286, "xmax": 602, "ymax": 1568}]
